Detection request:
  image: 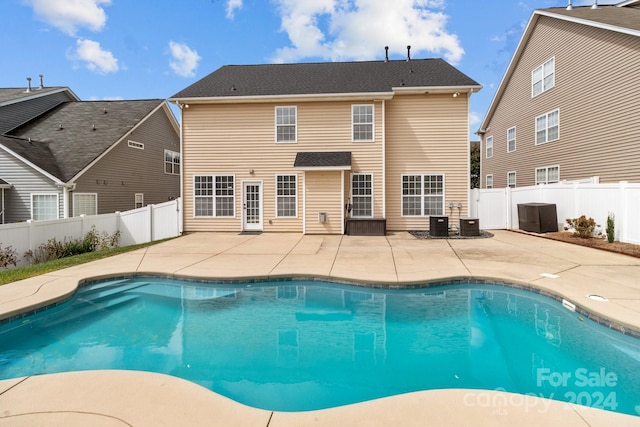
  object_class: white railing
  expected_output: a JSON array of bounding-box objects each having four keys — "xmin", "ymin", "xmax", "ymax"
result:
[
  {"xmin": 470, "ymin": 182, "xmax": 640, "ymax": 245},
  {"xmin": 0, "ymin": 198, "xmax": 182, "ymax": 267}
]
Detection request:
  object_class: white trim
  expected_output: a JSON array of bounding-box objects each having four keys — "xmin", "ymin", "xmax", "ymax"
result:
[
  {"xmin": 275, "ymin": 174, "xmax": 298, "ymax": 218},
  {"xmin": 400, "ymin": 173, "xmax": 446, "ymax": 217},
  {"xmin": 128, "ymin": 140, "xmax": 144, "ymax": 150},
  {"xmin": 170, "ymin": 92, "xmax": 395, "ymax": 105},
  {"xmin": 392, "ymin": 85, "xmax": 482, "ymax": 95},
  {"xmin": 294, "ymin": 165, "xmax": 351, "ymax": 171},
  {"xmin": 381, "ymin": 100, "xmax": 386, "ymax": 218},
  {"xmin": 485, "ymin": 135, "xmax": 494, "ymax": 159},
  {"xmin": 73, "ymin": 192, "xmax": 98, "ymax": 216},
  {"xmin": 135, "ymin": 193, "xmax": 144, "ymax": 209},
  {"xmin": 0, "ymin": 143, "xmax": 65, "ymax": 185},
  {"xmin": 535, "ymin": 109, "xmax": 560, "ymax": 145},
  {"xmin": 536, "ymin": 9, "xmax": 640, "ymax": 38},
  {"xmin": 486, "ymin": 174, "xmax": 494, "ymax": 189},
  {"xmin": 352, "ymin": 104, "xmax": 375, "ymax": 142},
  {"xmin": 507, "ymin": 171, "xmax": 517, "ymax": 188},
  {"xmin": 535, "ymin": 165, "xmax": 560, "ymax": 185},
  {"xmin": 275, "ymin": 106, "xmax": 298, "ymax": 143},
  {"xmin": 164, "ymin": 149, "xmax": 180, "ymax": 175},
  {"xmin": 242, "ymin": 180, "xmax": 263, "ymax": 231},
  {"xmin": 350, "ymin": 172, "xmax": 374, "ymax": 218},
  {"xmin": 30, "ymin": 192, "xmax": 60, "ymax": 220},
  {"xmin": 531, "ymin": 57, "xmax": 555, "ymax": 98},
  {"xmin": 0, "ymin": 87, "xmax": 80, "ymax": 108},
  {"xmin": 507, "ymin": 127, "xmax": 517, "ymax": 153},
  {"xmin": 192, "ymin": 174, "xmax": 236, "ymax": 218}
]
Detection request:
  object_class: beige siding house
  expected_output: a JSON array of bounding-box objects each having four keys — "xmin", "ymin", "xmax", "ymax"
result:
[
  {"xmin": 171, "ymin": 58, "xmax": 480, "ymax": 235},
  {"xmin": 478, "ymin": 1, "xmax": 640, "ymax": 189}
]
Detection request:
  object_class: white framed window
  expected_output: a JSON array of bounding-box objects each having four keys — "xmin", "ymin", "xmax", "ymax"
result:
[
  {"xmin": 275, "ymin": 106, "xmax": 297, "ymax": 143},
  {"xmin": 401, "ymin": 174, "xmax": 445, "ymax": 216},
  {"xmin": 351, "ymin": 173, "xmax": 373, "ymax": 217},
  {"xmin": 535, "ymin": 109, "xmax": 559, "ymax": 145},
  {"xmin": 31, "ymin": 193, "xmax": 59, "ymax": 220},
  {"xmin": 486, "ymin": 175, "xmax": 494, "ymax": 189},
  {"xmin": 164, "ymin": 150, "xmax": 180, "ymax": 175},
  {"xmin": 135, "ymin": 193, "xmax": 144, "ymax": 209},
  {"xmin": 73, "ymin": 193, "xmax": 97, "ymax": 216},
  {"xmin": 485, "ymin": 135, "xmax": 493, "ymax": 159},
  {"xmin": 507, "ymin": 171, "xmax": 516, "ymax": 188},
  {"xmin": 352, "ymin": 105, "xmax": 374, "ymax": 142},
  {"xmin": 507, "ymin": 127, "xmax": 516, "ymax": 153},
  {"xmin": 276, "ymin": 174, "xmax": 297, "ymax": 217},
  {"xmin": 194, "ymin": 175, "xmax": 235, "ymax": 217},
  {"xmin": 128, "ymin": 140, "xmax": 144, "ymax": 150},
  {"xmin": 535, "ymin": 166, "xmax": 560, "ymax": 185},
  {"xmin": 532, "ymin": 57, "xmax": 554, "ymax": 97}
]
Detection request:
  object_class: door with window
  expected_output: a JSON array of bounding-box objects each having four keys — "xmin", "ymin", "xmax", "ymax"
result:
[{"xmin": 243, "ymin": 182, "xmax": 262, "ymax": 231}]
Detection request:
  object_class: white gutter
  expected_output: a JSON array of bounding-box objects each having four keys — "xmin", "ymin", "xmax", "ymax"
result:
[{"xmin": 169, "ymin": 92, "xmax": 395, "ymax": 105}]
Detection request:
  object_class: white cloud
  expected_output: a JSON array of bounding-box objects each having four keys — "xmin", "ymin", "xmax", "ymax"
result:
[
  {"xmin": 168, "ymin": 41, "xmax": 201, "ymax": 78},
  {"xmin": 226, "ymin": 0, "xmax": 243, "ymax": 19},
  {"xmin": 271, "ymin": 0, "xmax": 464, "ymax": 64},
  {"xmin": 69, "ymin": 38, "xmax": 119, "ymax": 74},
  {"xmin": 27, "ymin": 0, "xmax": 111, "ymax": 36}
]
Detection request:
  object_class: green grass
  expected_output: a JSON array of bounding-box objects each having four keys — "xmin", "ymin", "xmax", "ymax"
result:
[{"xmin": 0, "ymin": 239, "xmax": 170, "ymax": 286}]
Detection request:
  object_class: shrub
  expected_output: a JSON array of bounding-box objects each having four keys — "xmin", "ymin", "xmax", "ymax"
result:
[
  {"xmin": 565, "ymin": 215, "xmax": 600, "ymax": 239},
  {"xmin": 24, "ymin": 227, "xmax": 121, "ymax": 265},
  {"xmin": 0, "ymin": 244, "xmax": 18, "ymax": 269},
  {"xmin": 606, "ymin": 213, "xmax": 615, "ymax": 243}
]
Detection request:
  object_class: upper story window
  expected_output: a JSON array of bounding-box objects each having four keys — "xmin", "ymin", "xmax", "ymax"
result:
[
  {"xmin": 507, "ymin": 127, "xmax": 516, "ymax": 153},
  {"xmin": 276, "ymin": 106, "xmax": 297, "ymax": 143},
  {"xmin": 276, "ymin": 174, "xmax": 297, "ymax": 217},
  {"xmin": 194, "ymin": 175, "xmax": 235, "ymax": 217},
  {"xmin": 486, "ymin": 175, "xmax": 493, "ymax": 189},
  {"xmin": 507, "ymin": 171, "xmax": 516, "ymax": 188},
  {"xmin": 535, "ymin": 109, "xmax": 559, "ymax": 145},
  {"xmin": 535, "ymin": 166, "xmax": 559, "ymax": 185},
  {"xmin": 532, "ymin": 57, "xmax": 554, "ymax": 97},
  {"xmin": 352, "ymin": 105, "xmax": 374, "ymax": 142},
  {"xmin": 485, "ymin": 136, "xmax": 493, "ymax": 159},
  {"xmin": 164, "ymin": 150, "xmax": 180, "ymax": 175},
  {"xmin": 402, "ymin": 174, "xmax": 444, "ymax": 216},
  {"xmin": 351, "ymin": 173, "xmax": 373, "ymax": 217},
  {"xmin": 31, "ymin": 193, "xmax": 59, "ymax": 220}
]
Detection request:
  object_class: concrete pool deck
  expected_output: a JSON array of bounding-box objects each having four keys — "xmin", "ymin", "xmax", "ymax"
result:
[{"xmin": 1, "ymin": 230, "xmax": 640, "ymax": 426}]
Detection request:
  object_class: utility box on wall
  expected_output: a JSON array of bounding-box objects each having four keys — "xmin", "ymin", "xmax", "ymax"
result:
[
  {"xmin": 517, "ymin": 203, "xmax": 558, "ymax": 233},
  {"xmin": 318, "ymin": 212, "xmax": 327, "ymax": 223}
]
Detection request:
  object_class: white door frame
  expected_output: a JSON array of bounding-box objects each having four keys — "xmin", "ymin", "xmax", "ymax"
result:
[{"xmin": 242, "ymin": 180, "xmax": 263, "ymax": 231}]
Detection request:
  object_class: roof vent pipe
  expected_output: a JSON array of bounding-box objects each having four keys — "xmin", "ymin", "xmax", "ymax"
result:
[
  {"xmin": 406, "ymin": 45, "xmax": 411, "ymax": 61},
  {"xmin": 591, "ymin": 0, "xmax": 598, "ymax": 8},
  {"xmin": 25, "ymin": 77, "xmax": 32, "ymax": 93},
  {"xmin": 385, "ymin": 46, "xmax": 389, "ymax": 62},
  {"xmin": 567, "ymin": 0, "xmax": 573, "ymax": 10},
  {"xmin": 38, "ymin": 74, "xmax": 44, "ymax": 89}
]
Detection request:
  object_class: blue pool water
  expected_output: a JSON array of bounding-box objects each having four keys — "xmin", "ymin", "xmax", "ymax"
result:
[{"xmin": 1, "ymin": 277, "xmax": 640, "ymax": 415}]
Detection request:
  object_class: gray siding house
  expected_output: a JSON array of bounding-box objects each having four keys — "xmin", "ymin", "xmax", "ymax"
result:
[
  {"xmin": 0, "ymin": 86, "xmax": 180, "ymax": 223},
  {"xmin": 478, "ymin": 1, "xmax": 640, "ymax": 188}
]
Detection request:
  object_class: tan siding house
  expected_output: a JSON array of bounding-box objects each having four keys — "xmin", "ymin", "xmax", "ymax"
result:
[
  {"xmin": 172, "ymin": 58, "xmax": 480, "ymax": 235},
  {"xmin": 479, "ymin": 2, "xmax": 640, "ymax": 188}
]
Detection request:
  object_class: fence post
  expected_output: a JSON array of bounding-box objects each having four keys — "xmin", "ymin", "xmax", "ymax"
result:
[
  {"xmin": 619, "ymin": 181, "xmax": 629, "ymax": 243},
  {"xmin": 149, "ymin": 204, "xmax": 154, "ymax": 242},
  {"xmin": 27, "ymin": 219, "xmax": 35, "ymax": 254}
]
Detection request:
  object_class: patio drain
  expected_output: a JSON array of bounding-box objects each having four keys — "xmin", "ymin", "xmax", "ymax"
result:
[{"xmin": 587, "ymin": 294, "xmax": 608, "ymax": 302}]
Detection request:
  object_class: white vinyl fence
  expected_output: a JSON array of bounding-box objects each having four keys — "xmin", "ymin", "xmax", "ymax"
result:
[
  {"xmin": 0, "ymin": 198, "xmax": 182, "ymax": 267},
  {"xmin": 470, "ymin": 182, "xmax": 640, "ymax": 245}
]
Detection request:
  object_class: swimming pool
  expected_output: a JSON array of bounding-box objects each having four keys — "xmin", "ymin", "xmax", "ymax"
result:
[{"xmin": 1, "ymin": 277, "xmax": 639, "ymax": 415}]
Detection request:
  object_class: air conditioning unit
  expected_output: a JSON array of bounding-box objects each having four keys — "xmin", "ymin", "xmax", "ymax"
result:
[{"xmin": 430, "ymin": 216, "xmax": 449, "ymax": 237}]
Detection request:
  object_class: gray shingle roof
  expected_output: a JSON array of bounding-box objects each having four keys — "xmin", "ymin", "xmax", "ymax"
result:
[
  {"xmin": 0, "ymin": 87, "xmax": 76, "ymax": 106},
  {"xmin": 171, "ymin": 59, "xmax": 479, "ymax": 99},
  {"xmin": 0, "ymin": 134, "xmax": 63, "ymax": 180},
  {"xmin": 294, "ymin": 152, "xmax": 352, "ymax": 169},
  {"xmin": 541, "ymin": 5, "xmax": 640, "ymax": 32},
  {"xmin": 6, "ymin": 100, "xmax": 163, "ymax": 181}
]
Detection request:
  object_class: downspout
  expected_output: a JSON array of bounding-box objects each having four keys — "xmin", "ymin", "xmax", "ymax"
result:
[
  {"xmin": 381, "ymin": 100, "xmax": 386, "ymax": 219},
  {"xmin": 60, "ymin": 183, "xmax": 76, "ymax": 218},
  {"xmin": 179, "ymin": 104, "xmax": 185, "ymax": 235}
]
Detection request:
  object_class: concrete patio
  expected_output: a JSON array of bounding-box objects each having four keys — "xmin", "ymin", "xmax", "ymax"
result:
[{"xmin": 1, "ymin": 230, "xmax": 640, "ymax": 426}]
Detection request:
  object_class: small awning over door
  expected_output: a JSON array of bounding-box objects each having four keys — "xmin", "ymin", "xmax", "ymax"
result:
[{"xmin": 293, "ymin": 151, "xmax": 351, "ymax": 171}]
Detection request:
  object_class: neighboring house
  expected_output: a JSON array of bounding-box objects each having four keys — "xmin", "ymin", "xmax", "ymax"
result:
[
  {"xmin": 170, "ymin": 56, "xmax": 480, "ymax": 235},
  {"xmin": 478, "ymin": 1, "xmax": 640, "ymax": 189},
  {"xmin": 0, "ymin": 86, "xmax": 180, "ymax": 223}
]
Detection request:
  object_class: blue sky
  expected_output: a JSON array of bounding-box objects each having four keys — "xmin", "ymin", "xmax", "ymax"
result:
[{"xmin": 0, "ymin": 0, "xmax": 617, "ymax": 138}]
